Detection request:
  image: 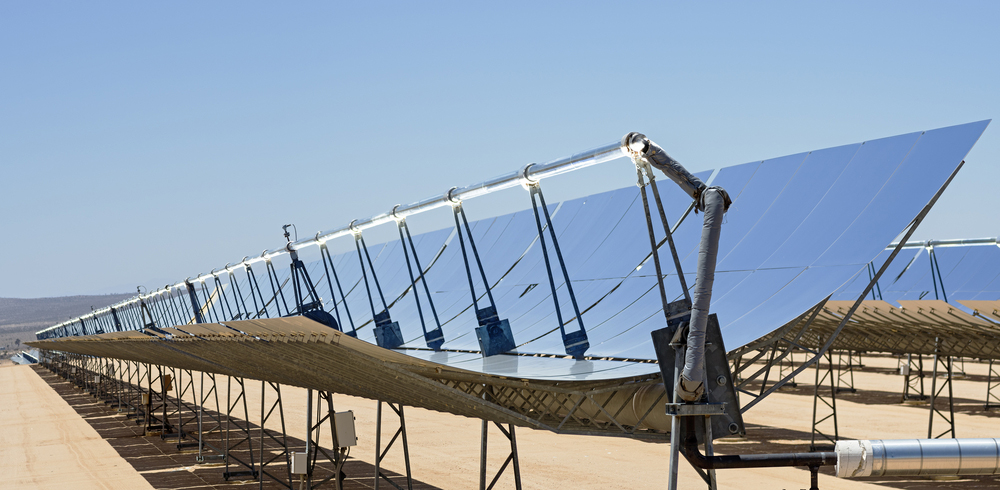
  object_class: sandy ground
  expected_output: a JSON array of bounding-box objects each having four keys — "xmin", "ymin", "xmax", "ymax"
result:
[
  {"xmin": 0, "ymin": 363, "xmax": 155, "ymax": 490},
  {"xmin": 6, "ymin": 354, "xmax": 1000, "ymax": 489}
]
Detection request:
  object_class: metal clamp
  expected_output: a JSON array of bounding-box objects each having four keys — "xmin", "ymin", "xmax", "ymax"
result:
[
  {"xmin": 520, "ymin": 163, "xmax": 539, "ymax": 190},
  {"xmin": 665, "ymin": 403, "xmax": 728, "ymax": 417},
  {"xmin": 446, "ymin": 186, "xmax": 462, "ymax": 207}
]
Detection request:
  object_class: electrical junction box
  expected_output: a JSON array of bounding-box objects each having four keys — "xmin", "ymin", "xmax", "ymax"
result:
[
  {"xmin": 900, "ymin": 364, "xmax": 910, "ymax": 376},
  {"xmin": 335, "ymin": 411, "xmax": 357, "ymax": 447},
  {"xmin": 142, "ymin": 393, "xmax": 150, "ymax": 405},
  {"xmin": 290, "ymin": 452, "xmax": 308, "ymax": 475},
  {"xmin": 94, "ymin": 375, "xmax": 101, "ymax": 384}
]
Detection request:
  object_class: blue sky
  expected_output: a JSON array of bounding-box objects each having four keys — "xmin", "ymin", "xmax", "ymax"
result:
[{"xmin": 1, "ymin": 1, "xmax": 998, "ymax": 298}]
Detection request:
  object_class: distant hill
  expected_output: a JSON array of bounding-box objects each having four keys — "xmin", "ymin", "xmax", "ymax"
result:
[{"xmin": 0, "ymin": 294, "xmax": 135, "ymax": 333}]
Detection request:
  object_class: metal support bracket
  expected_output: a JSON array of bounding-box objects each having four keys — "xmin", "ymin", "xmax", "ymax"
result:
[
  {"xmin": 525, "ymin": 180, "xmax": 589, "ymax": 359},
  {"xmin": 449, "ymin": 200, "xmax": 513, "ymax": 356},
  {"xmin": 395, "ymin": 216, "xmax": 445, "ymax": 351},
  {"xmin": 354, "ymin": 230, "xmax": 403, "ymax": 349}
]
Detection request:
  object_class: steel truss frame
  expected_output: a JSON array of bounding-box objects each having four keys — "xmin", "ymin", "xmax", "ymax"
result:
[
  {"xmin": 986, "ymin": 360, "xmax": 1000, "ymax": 410},
  {"xmin": 259, "ymin": 380, "xmax": 293, "ymax": 490},
  {"xmin": 901, "ymin": 353, "xmax": 928, "ymax": 402},
  {"xmin": 480, "ymin": 419, "xmax": 522, "ymax": 490},
  {"xmin": 810, "ymin": 349, "xmax": 839, "ymax": 451},
  {"xmin": 375, "ymin": 401, "xmax": 413, "ymax": 490},
  {"xmin": 197, "ymin": 371, "xmax": 226, "ymax": 463},
  {"xmin": 927, "ymin": 338, "xmax": 956, "ymax": 439},
  {"xmin": 223, "ymin": 376, "xmax": 259, "ymax": 481},
  {"xmin": 305, "ymin": 389, "xmax": 348, "ymax": 490},
  {"xmin": 431, "ymin": 372, "xmax": 669, "ymax": 439},
  {"xmin": 144, "ymin": 364, "xmax": 173, "ymax": 436},
  {"xmin": 165, "ymin": 367, "xmax": 200, "ymax": 449},
  {"xmin": 835, "ymin": 351, "xmax": 860, "ymax": 394}
]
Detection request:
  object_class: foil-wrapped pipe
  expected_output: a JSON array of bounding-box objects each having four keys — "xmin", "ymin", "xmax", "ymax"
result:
[{"xmin": 836, "ymin": 439, "xmax": 1000, "ymax": 478}]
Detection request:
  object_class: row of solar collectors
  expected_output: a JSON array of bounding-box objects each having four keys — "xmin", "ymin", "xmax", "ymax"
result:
[
  {"xmin": 835, "ymin": 243, "xmax": 1000, "ymax": 304},
  {"xmin": 39, "ymin": 121, "xmax": 989, "ymax": 367}
]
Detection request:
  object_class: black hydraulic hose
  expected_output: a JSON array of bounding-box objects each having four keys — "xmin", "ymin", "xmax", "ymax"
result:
[{"xmin": 679, "ymin": 417, "xmax": 835, "ymax": 470}]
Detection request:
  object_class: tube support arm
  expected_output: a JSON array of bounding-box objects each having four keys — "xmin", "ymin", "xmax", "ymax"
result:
[{"xmin": 623, "ymin": 132, "xmax": 731, "ymax": 402}]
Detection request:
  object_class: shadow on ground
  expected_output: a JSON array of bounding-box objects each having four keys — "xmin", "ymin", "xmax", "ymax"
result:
[{"xmin": 33, "ymin": 365, "xmax": 439, "ymax": 490}]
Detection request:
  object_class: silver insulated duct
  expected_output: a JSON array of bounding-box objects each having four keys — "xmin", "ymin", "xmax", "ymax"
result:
[
  {"xmin": 622, "ymin": 133, "xmax": 731, "ymax": 402},
  {"xmin": 836, "ymin": 439, "xmax": 1000, "ymax": 478}
]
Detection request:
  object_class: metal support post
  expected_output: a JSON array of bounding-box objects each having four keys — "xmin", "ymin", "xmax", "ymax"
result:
[
  {"xmin": 144, "ymin": 365, "xmax": 172, "ymax": 436},
  {"xmin": 223, "ymin": 376, "xmax": 258, "ymax": 481},
  {"xmin": 703, "ymin": 415, "xmax": 718, "ymax": 490},
  {"xmin": 901, "ymin": 354, "xmax": 927, "ymax": 402},
  {"xmin": 134, "ymin": 362, "xmax": 150, "ymax": 425},
  {"xmin": 112, "ymin": 359, "xmax": 124, "ymax": 410},
  {"xmin": 125, "ymin": 360, "xmax": 140, "ymax": 418},
  {"xmin": 778, "ymin": 351, "xmax": 798, "ymax": 388},
  {"xmin": 259, "ymin": 381, "xmax": 292, "ymax": 490},
  {"xmin": 305, "ymin": 390, "xmax": 348, "ymax": 490},
  {"xmin": 928, "ymin": 338, "xmax": 956, "ymax": 439},
  {"xmin": 954, "ymin": 357, "xmax": 967, "ymax": 378},
  {"xmin": 169, "ymin": 368, "xmax": 200, "ymax": 450},
  {"xmin": 985, "ymin": 360, "xmax": 1000, "ymax": 410},
  {"xmin": 810, "ymin": 349, "xmax": 839, "ymax": 451},
  {"xmin": 375, "ymin": 401, "xmax": 413, "ymax": 490},
  {"xmin": 835, "ymin": 351, "xmax": 857, "ymax": 394},
  {"xmin": 479, "ymin": 419, "xmax": 522, "ymax": 490},
  {"xmin": 197, "ymin": 372, "xmax": 226, "ymax": 463}
]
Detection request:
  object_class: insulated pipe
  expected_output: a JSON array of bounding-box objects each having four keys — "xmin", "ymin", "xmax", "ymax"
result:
[
  {"xmin": 623, "ymin": 133, "xmax": 731, "ymax": 402},
  {"xmin": 835, "ymin": 439, "xmax": 1000, "ymax": 478},
  {"xmin": 679, "ymin": 187, "xmax": 728, "ymax": 401},
  {"xmin": 622, "ymin": 133, "xmax": 705, "ymax": 199},
  {"xmin": 681, "ymin": 417, "xmax": 836, "ymax": 470}
]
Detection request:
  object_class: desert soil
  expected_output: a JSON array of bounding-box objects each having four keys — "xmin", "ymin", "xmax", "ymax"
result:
[{"xmin": 3, "ymin": 354, "xmax": 1000, "ymax": 489}]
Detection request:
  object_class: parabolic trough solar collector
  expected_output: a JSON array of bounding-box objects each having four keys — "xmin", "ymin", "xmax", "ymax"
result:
[{"xmin": 36, "ymin": 121, "xmax": 991, "ymax": 383}]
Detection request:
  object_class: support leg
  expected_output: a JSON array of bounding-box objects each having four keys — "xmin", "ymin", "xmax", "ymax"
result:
[
  {"xmin": 928, "ymin": 340, "xmax": 956, "ymax": 439},
  {"xmin": 985, "ymin": 359, "xmax": 1000, "ymax": 410},
  {"xmin": 810, "ymin": 349, "xmax": 838, "ymax": 451},
  {"xmin": 479, "ymin": 421, "xmax": 522, "ymax": 490},
  {"xmin": 375, "ymin": 401, "xmax": 413, "ymax": 490}
]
